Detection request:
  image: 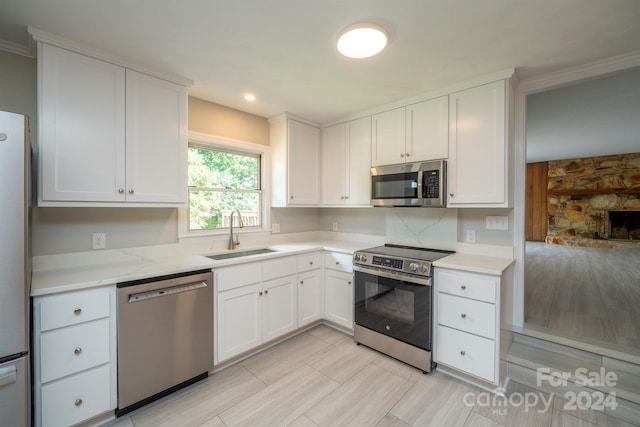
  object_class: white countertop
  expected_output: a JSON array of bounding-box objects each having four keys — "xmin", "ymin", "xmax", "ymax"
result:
[
  {"xmin": 31, "ymin": 237, "xmax": 515, "ymax": 296},
  {"xmin": 30, "ymin": 240, "xmax": 371, "ymax": 296},
  {"xmin": 433, "ymin": 252, "xmax": 515, "ymax": 276}
]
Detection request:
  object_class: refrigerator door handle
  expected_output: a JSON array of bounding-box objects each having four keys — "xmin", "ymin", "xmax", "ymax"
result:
[{"xmin": 0, "ymin": 365, "xmax": 17, "ymax": 388}]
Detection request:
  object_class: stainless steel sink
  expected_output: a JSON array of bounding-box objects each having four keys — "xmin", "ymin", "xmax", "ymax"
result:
[{"xmin": 205, "ymin": 248, "xmax": 277, "ymax": 260}]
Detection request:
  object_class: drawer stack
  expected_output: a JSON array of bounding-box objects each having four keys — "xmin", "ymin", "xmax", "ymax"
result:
[
  {"xmin": 434, "ymin": 268, "xmax": 499, "ymax": 384},
  {"xmin": 34, "ymin": 286, "xmax": 115, "ymax": 427}
]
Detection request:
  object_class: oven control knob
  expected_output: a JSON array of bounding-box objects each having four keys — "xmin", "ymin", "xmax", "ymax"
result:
[
  {"xmin": 361, "ymin": 255, "xmax": 367, "ymax": 262},
  {"xmin": 421, "ymin": 264, "xmax": 429, "ymax": 273},
  {"xmin": 409, "ymin": 262, "xmax": 419, "ymax": 272},
  {"xmin": 354, "ymin": 254, "xmax": 361, "ymax": 262}
]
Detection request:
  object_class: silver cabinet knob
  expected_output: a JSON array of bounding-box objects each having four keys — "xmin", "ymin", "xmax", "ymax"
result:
[
  {"xmin": 264, "ymin": 289, "xmax": 269, "ymax": 295},
  {"xmin": 405, "ymin": 152, "xmax": 410, "ymax": 157},
  {"xmin": 461, "ymin": 285, "xmax": 466, "ymax": 290},
  {"xmin": 309, "ymin": 261, "xmax": 313, "ymax": 266},
  {"xmin": 347, "ymin": 281, "xmax": 352, "ymax": 285},
  {"xmin": 290, "ymin": 195, "xmax": 294, "ymax": 199},
  {"xmin": 460, "ymin": 350, "xmax": 466, "ymax": 356},
  {"xmin": 461, "ymin": 313, "xmax": 467, "ymax": 319},
  {"xmin": 75, "ymin": 399, "xmax": 83, "ymax": 407},
  {"xmin": 128, "ymin": 188, "xmax": 134, "ymax": 194},
  {"xmin": 449, "ymin": 193, "xmax": 454, "ymax": 197},
  {"xmin": 0, "ymin": 133, "xmax": 7, "ymax": 141},
  {"xmin": 74, "ymin": 308, "xmax": 82, "ymax": 315},
  {"xmin": 400, "ymin": 153, "xmax": 404, "ymax": 158},
  {"xmin": 335, "ymin": 261, "xmax": 339, "ymax": 265},
  {"xmin": 259, "ymin": 291, "xmax": 263, "ymax": 296},
  {"xmin": 300, "ymin": 280, "xmax": 304, "ymax": 285},
  {"xmin": 118, "ymin": 188, "xmax": 124, "ymax": 194},
  {"xmin": 74, "ymin": 347, "xmax": 82, "ymax": 355}
]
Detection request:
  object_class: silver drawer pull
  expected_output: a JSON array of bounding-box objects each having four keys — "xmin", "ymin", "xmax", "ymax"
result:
[
  {"xmin": 75, "ymin": 399, "xmax": 83, "ymax": 407},
  {"xmin": 461, "ymin": 313, "xmax": 467, "ymax": 319},
  {"xmin": 347, "ymin": 281, "xmax": 352, "ymax": 285},
  {"xmin": 460, "ymin": 350, "xmax": 466, "ymax": 356},
  {"xmin": 300, "ymin": 281, "xmax": 304, "ymax": 285},
  {"xmin": 309, "ymin": 261, "xmax": 313, "ymax": 265},
  {"xmin": 335, "ymin": 261, "xmax": 340, "ymax": 265},
  {"xmin": 460, "ymin": 285, "xmax": 466, "ymax": 290},
  {"xmin": 74, "ymin": 308, "xmax": 82, "ymax": 315},
  {"xmin": 74, "ymin": 347, "xmax": 82, "ymax": 355}
]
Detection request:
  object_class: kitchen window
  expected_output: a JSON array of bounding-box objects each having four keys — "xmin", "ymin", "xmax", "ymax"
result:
[{"xmin": 180, "ymin": 132, "xmax": 269, "ymax": 237}]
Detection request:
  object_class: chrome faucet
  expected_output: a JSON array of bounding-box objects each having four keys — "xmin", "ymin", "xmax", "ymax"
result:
[{"xmin": 228, "ymin": 209, "xmax": 244, "ymax": 250}]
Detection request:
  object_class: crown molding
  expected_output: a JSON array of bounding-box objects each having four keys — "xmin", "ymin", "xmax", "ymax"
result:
[
  {"xmin": 0, "ymin": 37, "xmax": 35, "ymax": 58},
  {"xmin": 28, "ymin": 27, "xmax": 194, "ymax": 87},
  {"xmin": 519, "ymin": 50, "xmax": 640, "ymax": 95}
]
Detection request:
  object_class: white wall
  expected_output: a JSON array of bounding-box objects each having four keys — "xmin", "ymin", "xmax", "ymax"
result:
[{"xmin": 526, "ymin": 67, "xmax": 640, "ymax": 162}]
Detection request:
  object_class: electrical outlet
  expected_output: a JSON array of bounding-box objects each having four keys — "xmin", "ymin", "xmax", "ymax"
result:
[
  {"xmin": 486, "ymin": 215, "xmax": 509, "ymax": 230},
  {"xmin": 92, "ymin": 232, "xmax": 106, "ymax": 250},
  {"xmin": 465, "ymin": 229, "xmax": 476, "ymax": 243},
  {"xmin": 332, "ymin": 222, "xmax": 338, "ymax": 232},
  {"xmin": 272, "ymin": 223, "xmax": 280, "ymax": 234}
]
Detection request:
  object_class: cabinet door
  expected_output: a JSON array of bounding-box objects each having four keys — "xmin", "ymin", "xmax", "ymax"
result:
[
  {"xmin": 298, "ymin": 270, "xmax": 322, "ymax": 326},
  {"xmin": 406, "ymin": 96, "xmax": 449, "ymax": 161},
  {"xmin": 216, "ymin": 284, "xmax": 262, "ymax": 362},
  {"xmin": 288, "ymin": 119, "xmax": 321, "ymax": 205},
  {"xmin": 262, "ymin": 275, "xmax": 297, "ymax": 342},
  {"xmin": 346, "ymin": 116, "xmax": 372, "ymax": 205},
  {"xmin": 448, "ymin": 81, "xmax": 507, "ymax": 206},
  {"xmin": 371, "ymin": 108, "xmax": 406, "ymax": 166},
  {"xmin": 40, "ymin": 44, "xmax": 126, "ymax": 203},
  {"xmin": 125, "ymin": 70, "xmax": 187, "ymax": 204},
  {"xmin": 321, "ymin": 123, "xmax": 348, "ymax": 205},
  {"xmin": 323, "ymin": 270, "xmax": 354, "ymax": 330}
]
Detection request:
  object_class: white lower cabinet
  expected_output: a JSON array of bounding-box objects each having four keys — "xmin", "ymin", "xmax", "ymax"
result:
[
  {"xmin": 33, "ymin": 286, "xmax": 116, "ymax": 427},
  {"xmin": 297, "ymin": 252, "xmax": 323, "ymax": 326},
  {"xmin": 434, "ymin": 267, "xmax": 507, "ymax": 386},
  {"xmin": 215, "ymin": 257, "xmax": 297, "ymax": 363},
  {"xmin": 323, "ymin": 252, "xmax": 354, "ymax": 330}
]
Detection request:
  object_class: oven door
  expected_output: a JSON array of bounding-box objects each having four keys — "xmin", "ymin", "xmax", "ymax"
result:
[{"xmin": 354, "ymin": 266, "xmax": 432, "ymax": 350}]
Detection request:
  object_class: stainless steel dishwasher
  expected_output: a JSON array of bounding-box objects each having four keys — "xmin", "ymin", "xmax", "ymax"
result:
[{"xmin": 116, "ymin": 269, "xmax": 213, "ymax": 416}]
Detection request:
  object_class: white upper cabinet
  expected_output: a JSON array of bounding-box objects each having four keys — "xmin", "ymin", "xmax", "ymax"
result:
[
  {"xmin": 36, "ymin": 40, "xmax": 189, "ymax": 207},
  {"xmin": 372, "ymin": 96, "xmax": 448, "ymax": 166},
  {"xmin": 125, "ymin": 70, "xmax": 187, "ymax": 204},
  {"xmin": 447, "ymin": 80, "xmax": 512, "ymax": 207},
  {"xmin": 270, "ymin": 115, "xmax": 321, "ymax": 206},
  {"xmin": 406, "ymin": 96, "xmax": 449, "ymax": 162},
  {"xmin": 322, "ymin": 116, "xmax": 371, "ymax": 206},
  {"xmin": 371, "ymin": 107, "xmax": 406, "ymax": 166},
  {"xmin": 39, "ymin": 44, "xmax": 126, "ymax": 203}
]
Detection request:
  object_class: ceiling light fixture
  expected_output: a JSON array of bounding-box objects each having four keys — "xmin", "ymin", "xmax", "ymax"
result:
[
  {"xmin": 244, "ymin": 94, "xmax": 256, "ymax": 101},
  {"xmin": 337, "ymin": 23, "xmax": 388, "ymax": 59}
]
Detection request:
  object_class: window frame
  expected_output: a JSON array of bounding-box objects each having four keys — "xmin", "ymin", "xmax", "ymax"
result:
[{"xmin": 178, "ymin": 131, "xmax": 270, "ymax": 240}]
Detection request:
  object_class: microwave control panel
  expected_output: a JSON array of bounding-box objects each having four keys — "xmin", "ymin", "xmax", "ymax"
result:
[{"xmin": 423, "ymin": 170, "xmax": 440, "ymax": 199}]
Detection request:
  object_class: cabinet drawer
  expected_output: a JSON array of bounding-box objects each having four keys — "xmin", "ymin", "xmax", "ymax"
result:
[
  {"xmin": 216, "ymin": 262, "xmax": 261, "ymax": 292},
  {"xmin": 41, "ymin": 364, "xmax": 111, "ymax": 427},
  {"xmin": 436, "ymin": 269, "xmax": 496, "ymax": 303},
  {"xmin": 263, "ymin": 256, "xmax": 297, "ymax": 281},
  {"xmin": 40, "ymin": 318, "xmax": 110, "ymax": 383},
  {"xmin": 324, "ymin": 252, "xmax": 353, "ymax": 273},
  {"xmin": 437, "ymin": 293, "xmax": 495, "ymax": 339},
  {"xmin": 297, "ymin": 252, "xmax": 322, "ymax": 273},
  {"xmin": 39, "ymin": 287, "xmax": 110, "ymax": 332},
  {"xmin": 436, "ymin": 325, "xmax": 495, "ymax": 382}
]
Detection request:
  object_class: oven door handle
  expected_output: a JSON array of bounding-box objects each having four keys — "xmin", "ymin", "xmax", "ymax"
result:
[{"xmin": 353, "ymin": 265, "xmax": 432, "ymax": 286}]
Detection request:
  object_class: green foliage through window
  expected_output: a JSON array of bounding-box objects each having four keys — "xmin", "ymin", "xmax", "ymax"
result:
[{"xmin": 188, "ymin": 146, "xmax": 261, "ymax": 231}]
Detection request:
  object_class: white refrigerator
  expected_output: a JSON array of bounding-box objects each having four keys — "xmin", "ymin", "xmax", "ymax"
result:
[{"xmin": 0, "ymin": 110, "xmax": 30, "ymax": 426}]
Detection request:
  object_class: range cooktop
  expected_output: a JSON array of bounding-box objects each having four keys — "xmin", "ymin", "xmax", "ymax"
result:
[{"xmin": 353, "ymin": 244, "xmax": 454, "ymax": 277}]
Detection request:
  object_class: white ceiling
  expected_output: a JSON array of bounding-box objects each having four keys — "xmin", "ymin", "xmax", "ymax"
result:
[{"xmin": 2, "ymin": 0, "xmax": 640, "ymax": 124}]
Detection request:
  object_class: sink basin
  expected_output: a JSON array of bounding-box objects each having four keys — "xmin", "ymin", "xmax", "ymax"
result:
[{"xmin": 206, "ymin": 248, "xmax": 277, "ymax": 260}]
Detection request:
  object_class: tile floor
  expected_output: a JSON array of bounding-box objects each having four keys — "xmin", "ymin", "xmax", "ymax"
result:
[{"xmin": 108, "ymin": 325, "xmax": 637, "ymax": 427}]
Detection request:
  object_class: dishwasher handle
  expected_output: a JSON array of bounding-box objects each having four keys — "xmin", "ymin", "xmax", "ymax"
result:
[{"xmin": 128, "ymin": 281, "xmax": 208, "ymax": 303}]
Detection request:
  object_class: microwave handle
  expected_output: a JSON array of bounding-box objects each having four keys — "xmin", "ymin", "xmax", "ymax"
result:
[{"xmin": 417, "ymin": 170, "xmax": 424, "ymax": 200}]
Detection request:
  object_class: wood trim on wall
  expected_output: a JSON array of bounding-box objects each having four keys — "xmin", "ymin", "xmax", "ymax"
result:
[{"xmin": 525, "ymin": 162, "xmax": 548, "ymax": 241}]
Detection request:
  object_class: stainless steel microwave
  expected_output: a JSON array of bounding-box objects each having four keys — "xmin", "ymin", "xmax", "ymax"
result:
[{"xmin": 370, "ymin": 160, "xmax": 446, "ymax": 207}]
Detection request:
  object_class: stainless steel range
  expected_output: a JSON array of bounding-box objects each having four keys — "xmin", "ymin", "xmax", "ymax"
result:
[{"xmin": 352, "ymin": 244, "xmax": 454, "ymax": 373}]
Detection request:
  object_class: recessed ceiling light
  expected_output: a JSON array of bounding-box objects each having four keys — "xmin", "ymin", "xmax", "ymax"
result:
[
  {"xmin": 244, "ymin": 94, "xmax": 256, "ymax": 101},
  {"xmin": 337, "ymin": 23, "xmax": 388, "ymax": 59}
]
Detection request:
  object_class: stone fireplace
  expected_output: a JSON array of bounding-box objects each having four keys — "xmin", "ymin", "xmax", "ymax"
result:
[
  {"xmin": 544, "ymin": 152, "xmax": 640, "ymax": 249},
  {"xmin": 608, "ymin": 210, "xmax": 640, "ymax": 240}
]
